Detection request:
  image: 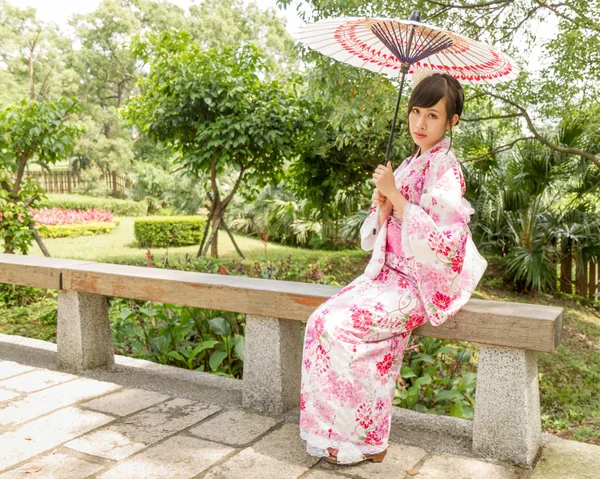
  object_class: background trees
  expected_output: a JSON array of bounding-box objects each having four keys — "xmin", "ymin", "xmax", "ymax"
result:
[{"xmin": 123, "ymin": 31, "xmax": 313, "ymax": 258}]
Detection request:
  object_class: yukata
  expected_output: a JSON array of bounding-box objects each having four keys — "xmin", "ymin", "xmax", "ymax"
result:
[{"xmin": 299, "ymin": 136, "xmax": 488, "ymax": 464}]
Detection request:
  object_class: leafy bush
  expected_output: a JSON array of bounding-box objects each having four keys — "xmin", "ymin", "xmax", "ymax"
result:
[
  {"xmin": 38, "ymin": 221, "xmax": 118, "ymax": 238},
  {"xmin": 134, "ymin": 216, "xmax": 207, "ymax": 247},
  {"xmin": 110, "ymin": 299, "xmax": 244, "ymax": 378},
  {"xmin": 394, "ymin": 337, "xmax": 477, "ymax": 419},
  {"xmin": 43, "ymin": 194, "xmax": 147, "ymax": 216},
  {"xmin": 72, "ymin": 167, "xmax": 112, "ymax": 197}
]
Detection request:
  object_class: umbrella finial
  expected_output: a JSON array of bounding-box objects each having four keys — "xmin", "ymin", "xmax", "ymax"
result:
[{"xmin": 409, "ymin": 10, "xmax": 421, "ymax": 22}]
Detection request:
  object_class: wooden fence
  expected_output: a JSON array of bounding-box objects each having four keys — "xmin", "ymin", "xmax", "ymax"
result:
[
  {"xmin": 25, "ymin": 170, "xmax": 132, "ymax": 197},
  {"xmin": 560, "ymin": 256, "xmax": 599, "ymax": 300}
]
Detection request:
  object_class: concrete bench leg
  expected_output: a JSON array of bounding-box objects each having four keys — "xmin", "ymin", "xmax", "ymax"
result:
[
  {"xmin": 242, "ymin": 315, "xmax": 304, "ymax": 415},
  {"xmin": 57, "ymin": 291, "xmax": 114, "ymax": 372},
  {"xmin": 472, "ymin": 345, "xmax": 541, "ymax": 466}
]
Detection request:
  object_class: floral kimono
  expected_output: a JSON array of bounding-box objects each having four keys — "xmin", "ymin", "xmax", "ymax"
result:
[{"xmin": 299, "ymin": 136, "xmax": 488, "ymax": 464}]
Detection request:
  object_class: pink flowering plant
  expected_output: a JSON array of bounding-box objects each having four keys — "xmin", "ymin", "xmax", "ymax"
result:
[{"xmin": 31, "ymin": 207, "xmax": 114, "ymax": 226}]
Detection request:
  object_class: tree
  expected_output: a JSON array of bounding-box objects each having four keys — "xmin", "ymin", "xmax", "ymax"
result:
[
  {"xmin": 0, "ymin": 0, "xmax": 75, "ymax": 105},
  {"xmin": 124, "ymin": 30, "xmax": 312, "ymax": 257},
  {"xmin": 0, "ymin": 98, "xmax": 83, "ymax": 254}
]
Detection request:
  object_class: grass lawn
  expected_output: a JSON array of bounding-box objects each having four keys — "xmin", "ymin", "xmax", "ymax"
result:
[
  {"xmin": 1, "ymin": 219, "xmax": 600, "ymax": 445},
  {"xmin": 18, "ymin": 217, "xmax": 366, "ymax": 265}
]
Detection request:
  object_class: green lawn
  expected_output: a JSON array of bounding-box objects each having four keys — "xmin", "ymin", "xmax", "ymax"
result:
[{"xmin": 20, "ymin": 217, "xmax": 364, "ymax": 264}]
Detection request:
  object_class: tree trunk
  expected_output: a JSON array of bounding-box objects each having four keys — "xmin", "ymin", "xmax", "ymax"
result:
[
  {"xmin": 210, "ymin": 210, "xmax": 220, "ymax": 258},
  {"xmin": 3, "ymin": 236, "xmax": 14, "ymax": 254},
  {"xmin": 589, "ymin": 259, "xmax": 597, "ymax": 301},
  {"xmin": 559, "ymin": 238, "xmax": 572, "ymax": 294}
]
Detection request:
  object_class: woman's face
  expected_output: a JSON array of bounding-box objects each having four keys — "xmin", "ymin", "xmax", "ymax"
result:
[{"xmin": 408, "ymin": 97, "xmax": 458, "ymax": 154}]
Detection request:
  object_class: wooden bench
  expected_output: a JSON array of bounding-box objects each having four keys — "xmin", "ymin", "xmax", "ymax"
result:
[{"xmin": 0, "ymin": 253, "xmax": 563, "ymax": 466}]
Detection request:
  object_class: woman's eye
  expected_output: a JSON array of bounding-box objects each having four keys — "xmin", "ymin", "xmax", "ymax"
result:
[{"xmin": 429, "ymin": 114, "xmax": 437, "ymax": 119}]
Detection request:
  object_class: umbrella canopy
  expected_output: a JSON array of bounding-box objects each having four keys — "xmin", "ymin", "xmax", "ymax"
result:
[{"xmin": 292, "ymin": 15, "xmax": 520, "ymax": 86}]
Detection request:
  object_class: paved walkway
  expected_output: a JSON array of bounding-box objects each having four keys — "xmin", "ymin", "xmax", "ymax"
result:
[{"xmin": 1, "ymin": 358, "xmax": 599, "ymax": 478}]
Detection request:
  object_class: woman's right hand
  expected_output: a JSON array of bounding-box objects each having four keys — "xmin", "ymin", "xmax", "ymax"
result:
[{"xmin": 371, "ymin": 188, "xmax": 393, "ymax": 216}]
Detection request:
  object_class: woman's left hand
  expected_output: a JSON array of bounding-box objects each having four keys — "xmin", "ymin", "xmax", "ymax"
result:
[{"xmin": 372, "ymin": 161, "xmax": 396, "ymax": 198}]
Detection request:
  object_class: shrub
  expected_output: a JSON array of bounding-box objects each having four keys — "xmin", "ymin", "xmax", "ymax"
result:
[
  {"xmin": 43, "ymin": 194, "xmax": 147, "ymax": 216},
  {"xmin": 38, "ymin": 221, "xmax": 118, "ymax": 238},
  {"xmin": 72, "ymin": 167, "xmax": 112, "ymax": 197},
  {"xmin": 134, "ymin": 216, "xmax": 207, "ymax": 247}
]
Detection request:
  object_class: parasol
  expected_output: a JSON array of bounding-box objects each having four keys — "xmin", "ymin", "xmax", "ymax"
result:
[{"xmin": 292, "ymin": 10, "xmax": 520, "ymax": 231}]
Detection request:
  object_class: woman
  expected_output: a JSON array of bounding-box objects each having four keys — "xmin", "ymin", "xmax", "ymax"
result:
[{"xmin": 299, "ymin": 72, "xmax": 488, "ymax": 466}]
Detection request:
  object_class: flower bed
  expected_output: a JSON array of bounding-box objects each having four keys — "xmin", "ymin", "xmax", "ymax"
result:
[{"xmin": 32, "ymin": 207, "xmax": 118, "ymax": 238}]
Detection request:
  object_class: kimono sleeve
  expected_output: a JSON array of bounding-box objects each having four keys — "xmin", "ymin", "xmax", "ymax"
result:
[
  {"xmin": 401, "ymin": 154, "xmax": 474, "ymax": 326},
  {"xmin": 360, "ymin": 203, "xmax": 380, "ymax": 252}
]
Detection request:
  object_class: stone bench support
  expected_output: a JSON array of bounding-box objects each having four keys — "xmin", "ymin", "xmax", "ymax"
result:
[
  {"xmin": 57, "ymin": 291, "xmax": 114, "ymax": 372},
  {"xmin": 473, "ymin": 345, "xmax": 541, "ymax": 466},
  {"xmin": 243, "ymin": 315, "xmax": 303, "ymax": 415}
]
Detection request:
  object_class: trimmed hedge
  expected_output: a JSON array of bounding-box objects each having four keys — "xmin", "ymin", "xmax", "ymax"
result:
[
  {"xmin": 43, "ymin": 194, "xmax": 147, "ymax": 217},
  {"xmin": 134, "ymin": 216, "xmax": 207, "ymax": 247},
  {"xmin": 39, "ymin": 221, "xmax": 118, "ymax": 239}
]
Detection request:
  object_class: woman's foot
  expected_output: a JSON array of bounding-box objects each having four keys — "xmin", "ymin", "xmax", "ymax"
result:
[{"xmin": 323, "ymin": 447, "xmax": 387, "ymax": 465}]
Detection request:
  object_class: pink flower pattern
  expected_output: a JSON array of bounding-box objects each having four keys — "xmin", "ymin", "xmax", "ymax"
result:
[{"xmin": 300, "ymin": 137, "xmax": 487, "ymax": 464}]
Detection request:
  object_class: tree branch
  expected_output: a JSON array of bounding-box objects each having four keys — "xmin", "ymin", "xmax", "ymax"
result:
[
  {"xmin": 461, "ymin": 113, "xmax": 523, "ymax": 122},
  {"xmin": 427, "ymin": 0, "xmax": 511, "ymax": 10},
  {"xmin": 533, "ymin": 0, "xmax": 600, "ymax": 33},
  {"xmin": 464, "ymin": 136, "xmax": 536, "ymax": 164},
  {"xmin": 483, "ymin": 91, "xmax": 600, "ymax": 169}
]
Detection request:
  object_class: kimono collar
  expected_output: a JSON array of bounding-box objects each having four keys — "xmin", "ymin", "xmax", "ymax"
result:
[{"xmin": 413, "ymin": 136, "xmax": 451, "ymax": 161}]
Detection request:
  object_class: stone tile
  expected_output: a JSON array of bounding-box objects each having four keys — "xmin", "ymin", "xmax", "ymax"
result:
[
  {"xmin": 0, "ymin": 389, "xmax": 19, "ymax": 403},
  {"xmin": 530, "ymin": 438, "xmax": 600, "ymax": 479},
  {"xmin": 0, "ymin": 377, "xmax": 121, "ymax": 426},
  {"xmin": 189, "ymin": 408, "xmax": 280, "ymax": 446},
  {"xmin": 251, "ymin": 423, "xmax": 321, "ymax": 469},
  {"xmin": 96, "ymin": 435, "xmax": 234, "ymax": 479},
  {"xmin": 0, "ymin": 452, "xmax": 104, "ymax": 479},
  {"xmin": 0, "ymin": 369, "xmax": 76, "ymax": 393},
  {"xmin": 81, "ymin": 388, "xmax": 171, "ymax": 416},
  {"xmin": 203, "ymin": 447, "xmax": 308, "ymax": 479},
  {"xmin": 413, "ymin": 454, "xmax": 521, "ymax": 478},
  {"xmin": 319, "ymin": 443, "xmax": 427, "ymax": 478},
  {"xmin": 0, "ymin": 361, "xmax": 35, "ymax": 380},
  {"xmin": 0, "ymin": 407, "xmax": 114, "ymax": 470},
  {"xmin": 203, "ymin": 424, "xmax": 320, "ymax": 479},
  {"xmin": 304, "ymin": 472, "xmax": 352, "ymax": 478},
  {"xmin": 65, "ymin": 398, "xmax": 221, "ymax": 461}
]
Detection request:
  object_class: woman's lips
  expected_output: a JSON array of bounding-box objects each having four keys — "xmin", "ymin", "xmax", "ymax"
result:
[{"xmin": 414, "ymin": 132, "xmax": 427, "ymax": 138}]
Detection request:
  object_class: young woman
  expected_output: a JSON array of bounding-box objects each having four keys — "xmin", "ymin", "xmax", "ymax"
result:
[{"xmin": 299, "ymin": 73, "xmax": 488, "ymax": 466}]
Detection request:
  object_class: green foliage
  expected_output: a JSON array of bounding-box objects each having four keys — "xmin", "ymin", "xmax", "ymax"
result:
[
  {"xmin": 0, "ymin": 97, "xmax": 83, "ymax": 253},
  {"xmin": 111, "ymin": 299, "xmax": 245, "ymax": 378},
  {"xmin": 38, "ymin": 221, "xmax": 118, "ymax": 239},
  {"xmin": 134, "ymin": 216, "xmax": 207, "ymax": 247},
  {"xmin": 466, "ymin": 138, "xmax": 600, "ymax": 293},
  {"xmin": 72, "ymin": 166, "xmax": 113, "ymax": 198},
  {"xmin": 0, "ymin": 173, "xmax": 45, "ymax": 254},
  {"xmin": 125, "ymin": 30, "xmax": 310, "ymax": 186},
  {"xmin": 0, "ymin": 97, "xmax": 83, "ymax": 169},
  {"xmin": 394, "ymin": 337, "xmax": 477, "ymax": 419},
  {"xmin": 43, "ymin": 194, "xmax": 147, "ymax": 216}
]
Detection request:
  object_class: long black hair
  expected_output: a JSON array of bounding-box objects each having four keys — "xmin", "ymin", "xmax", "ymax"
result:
[{"xmin": 407, "ymin": 73, "xmax": 464, "ymax": 156}]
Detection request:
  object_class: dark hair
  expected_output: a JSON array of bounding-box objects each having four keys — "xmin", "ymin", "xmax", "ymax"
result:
[{"xmin": 407, "ymin": 73, "xmax": 464, "ymax": 156}]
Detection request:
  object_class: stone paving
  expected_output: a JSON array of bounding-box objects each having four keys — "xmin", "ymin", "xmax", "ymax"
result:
[{"xmin": 1, "ymin": 359, "xmax": 599, "ymax": 479}]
